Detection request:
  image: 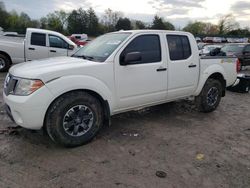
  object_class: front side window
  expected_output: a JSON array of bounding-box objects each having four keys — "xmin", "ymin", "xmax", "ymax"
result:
[
  {"xmin": 167, "ymin": 35, "xmax": 191, "ymax": 61},
  {"xmin": 120, "ymin": 35, "xmax": 161, "ymax": 64},
  {"xmin": 31, "ymin": 33, "xmax": 46, "ymax": 46},
  {"xmin": 49, "ymin": 35, "xmax": 68, "ymax": 49}
]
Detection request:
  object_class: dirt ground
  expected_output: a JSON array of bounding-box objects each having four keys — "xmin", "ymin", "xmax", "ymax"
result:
[{"xmin": 0, "ymin": 69, "xmax": 250, "ymax": 188}]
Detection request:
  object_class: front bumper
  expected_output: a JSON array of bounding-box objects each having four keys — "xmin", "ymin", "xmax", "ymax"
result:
[{"xmin": 3, "ymin": 86, "xmax": 54, "ymax": 130}]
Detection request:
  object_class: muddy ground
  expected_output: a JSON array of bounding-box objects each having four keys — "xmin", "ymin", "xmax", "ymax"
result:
[{"xmin": 0, "ymin": 69, "xmax": 250, "ymax": 188}]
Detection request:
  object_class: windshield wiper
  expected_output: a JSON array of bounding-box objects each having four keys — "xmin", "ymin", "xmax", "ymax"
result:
[{"xmin": 74, "ymin": 55, "xmax": 94, "ymax": 61}]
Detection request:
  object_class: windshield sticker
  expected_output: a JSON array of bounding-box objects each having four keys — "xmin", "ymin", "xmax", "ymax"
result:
[{"xmin": 106, "ymin": 40, "xmax": 122, "ymax": 45}]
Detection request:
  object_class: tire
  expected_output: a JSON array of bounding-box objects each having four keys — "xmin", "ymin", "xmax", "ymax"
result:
[
  {"xmin": 45, "ymin": 91, "xmax": 103, "ymax": 147},
  {"xmin": 195, "ymin": 79, "xmax": 222, "ymax": 113},
  {"xmin": 0, "ymin": 54, "xmax": 11, "ymax": 72}
]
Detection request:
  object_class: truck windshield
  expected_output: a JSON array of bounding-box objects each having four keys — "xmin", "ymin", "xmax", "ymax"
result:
[{"xmin": 72, "ymin": 33, "xmax": 131, "ymax": 62}]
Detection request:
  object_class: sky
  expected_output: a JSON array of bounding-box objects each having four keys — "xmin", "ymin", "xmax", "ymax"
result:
[{"xmin": 2, "ymin": 0, "xmax": 250, "ymax": 28}]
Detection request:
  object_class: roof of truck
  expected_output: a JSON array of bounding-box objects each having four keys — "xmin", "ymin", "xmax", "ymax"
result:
[
  {"xmin": 27, "ymin": 28, "xmax": 76, "ymax": 46},
  {"xmin": 112, "ymin": 29, "xmax": 192, "ymax": 35}
]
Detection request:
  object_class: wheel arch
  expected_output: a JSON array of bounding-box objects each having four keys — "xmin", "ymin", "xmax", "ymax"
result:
[
  {"xmin": 208, "ymin": 72, "xmax": 226, "ymax": 97},
  {"xmin": 195, "ymin": 71, "xmax": 226, "ymax": 97},
  {"xmin": 43, "ymin": 89, "xmax": 111, "ymax": 130},
  {"xmin": 0, "ymin": 51, "xmax": 12, "ymax": 64}
]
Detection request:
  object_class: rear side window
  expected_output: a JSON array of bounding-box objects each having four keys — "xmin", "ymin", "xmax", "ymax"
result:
[
  {"xmin": 167, "ymin": 35, "xmax": 191, "ymax": 61},
  {"xmin": 121, "ymin": 35, "xmax": 161, "ymax": 64},
  {"xmin": 31, "ymin": 33, "xmax": 46, "ymax": 46}
]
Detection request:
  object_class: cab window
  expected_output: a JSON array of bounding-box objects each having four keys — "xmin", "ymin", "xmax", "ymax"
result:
[
  {"xmin": 120, "ymin": 35, "xmax": 161, "ymax": 64},
  {"xmin": 31, "ymin": 33, "xmax": 46, "ymax": 46},
  {"xmin": 49, "ymin": 35, "xmax": 68, "ymax": 49},
  {"xmin": 167, "ymin": 35, "xmax": 191, "ymax": 61}
]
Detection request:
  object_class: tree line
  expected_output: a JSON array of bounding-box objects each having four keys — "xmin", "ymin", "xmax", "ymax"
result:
[{"xmin": 1, "ymin": 1, "xmax": 250, "ymax": 37}]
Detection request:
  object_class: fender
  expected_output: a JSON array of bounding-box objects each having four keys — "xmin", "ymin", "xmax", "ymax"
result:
[
  {"xmin": 45, "ymin": 75, "xmax": 115, "ymax": 113},
  {"xmin": 194, "ymin": 64, "xmax": 226, "ymax": 96}
]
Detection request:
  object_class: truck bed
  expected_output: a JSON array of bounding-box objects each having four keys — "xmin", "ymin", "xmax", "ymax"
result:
[
  {"xmin": 0, "ymin": 36, "xmax": 25, "ymax": 63},
  {"xmin": 200, "ymin": 56, "xmax": 237, "ymax": 87}
]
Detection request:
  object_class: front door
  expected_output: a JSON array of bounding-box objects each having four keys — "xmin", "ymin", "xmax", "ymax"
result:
[
  {"xmin": 48, "ymin": 35, "xmax": 69, "ymax": 58},
  {"xmin": 114, "ymin": 34, "xmax": 168, "ymax": 111}
]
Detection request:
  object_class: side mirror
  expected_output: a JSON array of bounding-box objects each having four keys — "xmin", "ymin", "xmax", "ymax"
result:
[
  {"xmin": 121, "ymin": 52, "xmax": 142, "ymax": 66},
  {"xmin": 68, "ymin": 44, "xmax": 75, "ymax": 50}
]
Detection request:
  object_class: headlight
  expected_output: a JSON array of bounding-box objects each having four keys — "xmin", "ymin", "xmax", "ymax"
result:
[{"xmin": 14, "ymin": 78, "xmax": 44, "ymax": 96}]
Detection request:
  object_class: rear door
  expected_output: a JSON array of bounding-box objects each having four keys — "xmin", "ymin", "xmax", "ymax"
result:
[
  {"xmin": 25, "ymin": 32, "xmax": 49, "ymax": 61},
  {"xmin": 48, "ymin": 34, "xmax": 69, "ymax": 57},
  {"xmin": 114, "ymin": 33, "xmax": 168, "ymax": 110},
  {"xmin": 165, "ymin": 34, "xmax": 199, "ymax": 99}
]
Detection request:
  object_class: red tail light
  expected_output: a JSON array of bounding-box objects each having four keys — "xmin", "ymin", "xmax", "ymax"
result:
[{"xmin": 236, "ymin": 59, "xmax": 241, "ymax": 73}]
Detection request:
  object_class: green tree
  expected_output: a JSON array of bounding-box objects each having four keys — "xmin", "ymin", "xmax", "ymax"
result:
[
  {"xmin": 183, "ymin": 21, "xmax": 206, "ymax": 35},
  {"xmin": 115, "ymin": 17, "xmax": 132, "ymax": 30},
  {"xmin": 67, "ymin": 10, "xmax": 80, "ymax": 34},
  {"xmin": 227, "ymin": 28, "xmax": 250, "ymax": 37},
  {"xmin": 44, "ymin": 10, "xmax": 68, "ymax": 33},
  {"xmin": 86, "ymin": 8, "xmax": 99, "ymax": 35},
  {"xmin": 102, "ymin": 8, "xmax": 123, "ymax": 32},
  {"xmin": 134, "ymin": 20, "xmax": 146, "ymax": 29},
  {"xmin": 151, "ymin": 15, "xmax": 174, "ymax": 30},
  {"xmin": 0, "ymin": 1, "xmax": 9, "ymax": 29}
]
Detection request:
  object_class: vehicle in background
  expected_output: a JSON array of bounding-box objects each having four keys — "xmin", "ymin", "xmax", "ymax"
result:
[
  {"xmin": 69, "ymin": 34, "xmax": 89, "ymax": 47},
  {"xmin": 203, "ymin": 37, "xmax": 214, "ymax": 43},
  {"xmin": 200, "ymin": 44, "xmax": 223, "ymax": 56},
  {"xmin": 3, "ymin": 30, "xmax": 238, "ymax": 147},
  {"xmin": 3, "ymin": 32, "xmax": 18, "ymax": 37},
  {"xmin": 0, "ymin": 28, "xmax": 78, "ymax": 72},
  {"xmin": 226, "ymin": 38, "xmax": 249, "ymax": 43},
  {"xmin": 213, "ymin": 37, "xmax": 222, "ymax": 43},
  {"xmin": 195, "ymin": 37, "xmax": 202, "ymax": 43},
  {"xmin": 220, "ymin": 43, "xmax": 250, "ymax": 68}
]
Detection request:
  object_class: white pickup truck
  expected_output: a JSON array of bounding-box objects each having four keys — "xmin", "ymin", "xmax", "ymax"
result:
[
  {"xmin": 0, "ymin": 28, "xmax": 77, "ymax": 72},
  {"xmin": 3, "ymin": 30, "xmax": 239, "ymax": 147}
]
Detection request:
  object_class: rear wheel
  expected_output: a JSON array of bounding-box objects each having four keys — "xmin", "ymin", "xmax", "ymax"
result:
[
  {"xmin": 195, "ymin": 79, "xmax": 222, "ymax": 113},
  {"xmin": 45, "ymin": 91, "xmax": 103, "ymax": 147},
  {"xmin": 0, "ymin": 54, "xmax": 11, "ymax": 72}
]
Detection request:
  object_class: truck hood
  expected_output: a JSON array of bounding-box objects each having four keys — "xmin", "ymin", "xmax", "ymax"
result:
[{"xmin": 9, "ymin": 56, "xmax": 105, "ymax": 82}]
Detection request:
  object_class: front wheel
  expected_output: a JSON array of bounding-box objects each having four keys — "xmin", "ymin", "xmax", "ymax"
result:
[
  {"xmin": 0, "ymin": 54, "xmax": 11, "ymax": 72},
  {"xmin": 45, "ymin": 91, "xmax": 103, "ymax": 147},
  {"xmin": 195, "ymin": 79, "xmax": 222, "ymax": 113}
]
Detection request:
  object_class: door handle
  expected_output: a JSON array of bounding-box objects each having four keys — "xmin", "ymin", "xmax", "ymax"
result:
[
  {"xmin": 188, "ymin": 64, "xmax": 197, "ymax": 68},
  {"xmin": 50, "ymin": 50, "xmax": 57, "ymax": 53},
  {"xmin": 156, "ymin": 68, "xmax": 167, "ymax": 72},
  {"xmin": 28, "ymin": 48, "xmax": 35, "ymax": 50}
]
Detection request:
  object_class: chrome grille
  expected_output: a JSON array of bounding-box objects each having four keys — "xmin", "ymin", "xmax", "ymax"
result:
[{"xmin": 4, "ymin": 74, "xmax": 18, "ymax": 95}]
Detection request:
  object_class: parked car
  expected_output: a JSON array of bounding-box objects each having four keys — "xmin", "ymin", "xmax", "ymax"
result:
[
  {"xmin": 0, "ymin": 28, "xmax": 78, "ymax": 72},
  {"xmin": 69, "ymin": 34, "xmax": 89, "ymax": 46},
  {"xmin": 220, "ymin": 43, "xmax": 250, "ymax": 68},
  {"xmin": 3, "ymin": 30, "xmax": 239, "ymax": 147},
  {"xmin": 3, "ymin": 32, "xmax": 18, "ymax": 37},
  {"xmin": 200, "ymin": 44, "xmax": 223, "ymax": 56},
  {"xmin": 213, "ymin": 37, "xmax": 222, "ymax": 43},
  {"xmin": 203, "ymin": 37, "xmax": 214, "ymax": 43}
]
